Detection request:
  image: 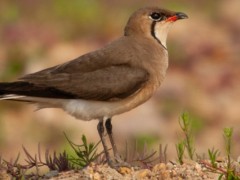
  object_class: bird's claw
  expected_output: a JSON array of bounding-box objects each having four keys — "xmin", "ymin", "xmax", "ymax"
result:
[{"xmin": 107, "ymin": 156, "xmax": 130, "ymax": 169}]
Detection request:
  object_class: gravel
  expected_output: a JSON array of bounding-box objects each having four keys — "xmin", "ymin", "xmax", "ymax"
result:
[
  {"xmin": 1, "ymin": 159, "xmax": 239, "ymax": 179},
  {"xmin": 47, "ymin": 161, "xmax": 221, "ymax": 180}
]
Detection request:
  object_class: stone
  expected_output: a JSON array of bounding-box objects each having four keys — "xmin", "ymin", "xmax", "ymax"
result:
[{"xmin": 119, "ymin": 167, "xmax": 132, "ymax": 175}]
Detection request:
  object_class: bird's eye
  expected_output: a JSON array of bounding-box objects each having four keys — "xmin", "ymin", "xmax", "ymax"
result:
[{"xmin": 149, "ymin": 12, "xmax": 162, "ymax": 21}]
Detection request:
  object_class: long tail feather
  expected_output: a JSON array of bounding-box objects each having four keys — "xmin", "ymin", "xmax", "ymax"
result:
[
  {"xmin": 0, "ymin": 81, "xmax": 76, "ymax": 99},
  {"xmin": 0, "ymin": 94, "xmax": 26, "ymax": 100}
]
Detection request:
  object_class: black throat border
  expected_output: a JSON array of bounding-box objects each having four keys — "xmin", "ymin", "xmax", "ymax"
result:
[{"xmin": 150, "ymin": 21, "xmax": 167, "ymax": 50}]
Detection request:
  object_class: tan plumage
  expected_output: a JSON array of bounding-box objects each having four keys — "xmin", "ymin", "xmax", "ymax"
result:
[{"xmin": 0, "ymin": 7, "xmax": 188, "ymax": 167}]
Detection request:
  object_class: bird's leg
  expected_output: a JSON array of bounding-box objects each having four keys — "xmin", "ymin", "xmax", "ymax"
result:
[
  {"xmin": 98, "ymin": 118, "xmax": 129, "ymax": 168},
  {"xmin": 97, "ymin": 119, "xmax": 114, "ymax": 166},
  {"xmin": 105, "ymin": 118, "xmax": 129, "ymax": 166},
  {"xmin": 105, "ymin": 118, "xmax": 120, "ymax": 159}
]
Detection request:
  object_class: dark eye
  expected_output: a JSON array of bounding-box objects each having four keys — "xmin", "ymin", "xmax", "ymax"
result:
[{"xmin": 149, "ymin": 12, "xmax": 162, "ymax": 21}]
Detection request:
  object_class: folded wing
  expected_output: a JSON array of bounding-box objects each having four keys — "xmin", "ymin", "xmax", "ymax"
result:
[{"xmin": 0, "ymin": 65, "xmax": 149, "ymax": 101}]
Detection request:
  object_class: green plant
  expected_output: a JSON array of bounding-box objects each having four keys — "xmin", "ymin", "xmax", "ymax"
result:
[
  {"xmin": 224, "ymin": 128, "xmax": 233, "ymax": 170},
  {"xmin": 179, "ymin": 112, "xmax": 195, "ymax": 160},
  {"xmin": 208, "ymin": 148, "xmax": 220, "ymax": 168},
  {"xmin": 64, "ymin": 133, "xmax": 100, "ymax": 168},
  {"xmin": 176, "ymin": 140, "xmax": 185, "ymax": 165},
  {"xmin": 201, "ymin": 128, "xmax": 240, "ymax": 180},
  {"xmin": 222, "ymin": 127, "xmax": 239, "ymax": 180}
]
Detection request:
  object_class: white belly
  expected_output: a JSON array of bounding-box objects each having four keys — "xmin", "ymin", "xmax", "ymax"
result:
[{"xmin": 63, "ymin": 99, "xmax": 115, "ymax": 121}]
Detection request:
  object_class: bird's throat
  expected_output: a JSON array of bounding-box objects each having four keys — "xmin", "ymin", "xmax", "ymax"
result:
[{"xmin": 151, "ymin": 21, "xmax": 173, "ymax": 50}]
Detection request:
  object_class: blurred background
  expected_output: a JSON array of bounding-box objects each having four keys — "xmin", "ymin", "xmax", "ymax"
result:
[{"xmin": 0, "ymin": 0, "xmax": 240, "ymax": 163}]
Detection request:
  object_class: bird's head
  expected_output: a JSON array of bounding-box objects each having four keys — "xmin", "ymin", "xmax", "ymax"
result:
[{"xmin": 124, "ymin": 7, "xmax": 188, "ymax": 48}]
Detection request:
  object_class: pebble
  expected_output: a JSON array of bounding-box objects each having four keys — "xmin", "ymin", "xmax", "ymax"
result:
[
  {"xmin": 136, "ymin": 169, "xmax": 152, "ymax": 179},
  {"xmin": 166, "ymin": 162, "xmax": 174, "ymax": 169},
  {"xmin": 0, "ymin": 169, "xmax": 11, "ymax": 180},
  {"xmin": 93, "ymin": 172, "xmax": 101, "ymax": 180},
  {"xmin": 44, "ymin": 170, "xmax": 59, "ymax": 178},
  {"xmin": 119, "ymin": 167, "xmax": 132, "ymax": 175},
  {"xmin": 152, "ymin": 163, "xmax": 166, "ymax": 172}
]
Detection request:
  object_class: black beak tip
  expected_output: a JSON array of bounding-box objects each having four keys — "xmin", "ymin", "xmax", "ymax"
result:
[{"xmin": 176, "ymin": 12, "xmax": 188, "ymax": 20}]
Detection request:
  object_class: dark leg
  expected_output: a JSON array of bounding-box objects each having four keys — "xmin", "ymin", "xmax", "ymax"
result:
[
  {"xmin": 97, "ymin": 119, "xmax": 113, "ymax": 166},
  {"xmin": 98, "ymin": 118, "xmax": 130, "ymax": 168},
  {"xmin": 105, "ymin": 118, "xmax": 129, "ymax": 166},
  {"xmin": 105, "ymin": 118, "xmax": 120, "ymax": 158}
]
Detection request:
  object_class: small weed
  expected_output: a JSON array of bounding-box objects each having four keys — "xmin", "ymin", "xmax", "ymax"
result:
[
  {"xmin": 44, "ymin": 149, "xmax": 74, "ymax": 171},
  {"xmin": 224, "ymin": 128, "xmax": 233, "ymax": 170},
  {"xmin": 201, "ymin": 128, "xmax": 240, "ymax": 179},
  {"xmin": 3, "ymin": 153, "xmax": 29, "ymax": 179},
  {"xmin": 176, "ymin": 140, "xmax": 185, "ymax": 165},
  {"xmin": 223, "ymin": 127, "xmax": 239, "ymax": 180},
  {"xmin": 1, "ymin": 133, "xmax": 99, "ymax": 178},
  {"xmin": 208, "ymin": 148, "xmax": 220, "ymax": 168},
  {"xmin": 64, "ymin": 133, "xmax": 101, "ymax": 168},
  {"xmin": 179, "ymin": 111, "xmax": 195, "ymax": 160}
]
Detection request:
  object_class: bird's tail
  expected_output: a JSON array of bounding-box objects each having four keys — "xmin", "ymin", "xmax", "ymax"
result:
[
  {"xmin": 0, "ymin": 81, "xmax": 75, "ymax": 100},
  {"xmin": 0, "ymin": 82, "xmax": 65, "ymax": 109},
  {"xmin": 0, "ymin": 81, "xmax": 50, "ymax": 101},
  {"xmin": 0, "ymin": 82, "xmax": 28, "ymax": 100},
  {"xmin": 0, "ymin": 81, "xmax": 55, "ymax": 103}
]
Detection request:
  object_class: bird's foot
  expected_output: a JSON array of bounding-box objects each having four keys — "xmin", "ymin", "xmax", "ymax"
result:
[
  {"xmin": 107, "ymin": 155, "xmax": 130, "ymax": 169},
  {"xmin": 108, "ymin": 161, "xmax": 130, "ymax": 169}
]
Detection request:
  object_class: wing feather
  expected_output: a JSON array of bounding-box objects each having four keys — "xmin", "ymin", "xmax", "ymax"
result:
[
  {"xmin": 1, "ymin": 38, "xmax": 150, "ymax": 101},
  {"xmin": 19, "ymin": 65, "xmax": 149, "ymax": 100},
  {"xmin": 1, "ymin": 65, "xmax": 148, "ymax": 101}
]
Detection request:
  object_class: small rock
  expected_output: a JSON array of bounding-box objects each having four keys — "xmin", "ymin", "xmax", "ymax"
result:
[
  {"xmin": 170, "ymin": 169, "xmax": 177, "ymax": 177},
  {"xmin": 203, "ymin": 175, "xmax": 208, "ymax": 179},
  {"xmin": 87, "ymin": 166, "xmax": 94, "ymax": 174},
  {"xmin": 136, "ymin": 169, "xmax": 152, "ymax": 179},
  {"xmin": 237, "ymin": 156, "xmax": 240, "ymax": 163},
  {"xmin": 119, "ymin": 167, "xmax": 132, "ymax": 175},
  {"xmin": 166, "ymin": 162, "xmax": 174, "ymax": 170},
  {"xmin": 44, "ymin": 170, "xmax": 59, "ymax": 178},
  {"xmin": 195, "ymin": 163, "xmax": 202, "ymax": 173},
  {"xmin": 101, "ymin": 166, "xmax": 123, "ymax": 179},
  {"xmin": 152, "ymin": 163, "xmax": 166, "ymax": 173},
  {"xmin": 93, "ymin": 172, "xmax": 101, "ymax": 180},
  {"xmin": 89, "ymin": 162, "xmax": 96, "ymax": 167},
  {"xmin": 0, "ymin": 169, "xmax": 11, "ymax": 180},
  {"xmin": 183, "ymin": 159, "xmax": 196, "ymax": 166},
  {"xmin": 160, "ymin": 171, "xmax": 171, "ymax": 179}
]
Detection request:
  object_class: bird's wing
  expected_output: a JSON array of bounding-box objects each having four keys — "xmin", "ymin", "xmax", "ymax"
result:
[
  {"xmin": 1, "ymin": 38, "xmax": 149, "ymax": 101},
  {"xmin": 1, "ymin": 64, "xmax": 149, "ymax": 101}
]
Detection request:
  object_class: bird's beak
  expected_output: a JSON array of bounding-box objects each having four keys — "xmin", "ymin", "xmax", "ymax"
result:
[{"xmin": 166, "ymin": 12, "xmax": 188, "ymax": 22}]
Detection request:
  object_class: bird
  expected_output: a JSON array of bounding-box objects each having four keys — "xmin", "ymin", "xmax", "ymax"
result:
[{"xmin": 0, "ymin": 7, "xmax": 188, "ymax": 168}]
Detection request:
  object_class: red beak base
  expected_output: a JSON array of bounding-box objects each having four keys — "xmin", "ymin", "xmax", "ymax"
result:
[
  {"xmin": 167, "ymin": 12, "xmax": 188, "ymax": 22},
  {"xmin": 166, "ymin": 15, "xmax": 178, "ymax": 22}
]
